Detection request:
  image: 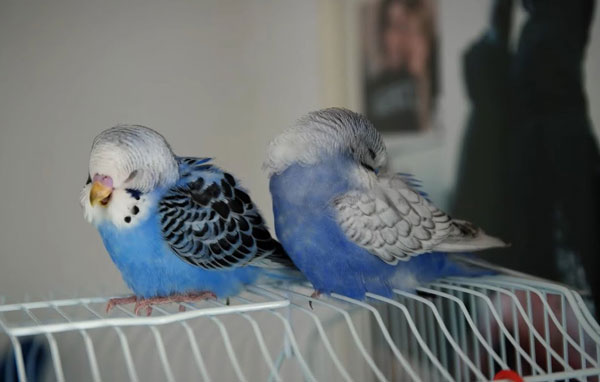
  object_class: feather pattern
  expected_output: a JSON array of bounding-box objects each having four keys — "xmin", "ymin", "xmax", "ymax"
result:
[
  {"xmin": 333, "ymin": 173, "xmax": 455, "ymax": 264},
  {"xmin": 160, "ymin": 157, "xmax": 294, "ymax": 270}
]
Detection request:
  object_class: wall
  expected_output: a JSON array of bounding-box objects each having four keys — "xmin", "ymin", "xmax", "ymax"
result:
[{"xmin": 0, "ymin": 0, "xmax": 320, "ymax": 298}]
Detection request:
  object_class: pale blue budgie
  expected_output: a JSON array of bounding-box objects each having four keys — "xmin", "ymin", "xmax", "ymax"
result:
[
  {"xmin": 81, "ymin": 125, "xmax": 300, "ymax": 314},
  {"xmin": 265, "ymin": 108, "xmax": 506, "ymax": 299}
]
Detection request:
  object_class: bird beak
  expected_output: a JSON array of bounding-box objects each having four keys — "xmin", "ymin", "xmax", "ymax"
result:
[{"xmin": 90, "ymin": 181, "xmax": 113, "ymax": 207}]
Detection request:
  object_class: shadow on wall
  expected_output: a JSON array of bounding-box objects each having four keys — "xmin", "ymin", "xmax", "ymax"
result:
[{"xmin": 452, "ymin": 0, "xmax": 600, "ymax": 318}]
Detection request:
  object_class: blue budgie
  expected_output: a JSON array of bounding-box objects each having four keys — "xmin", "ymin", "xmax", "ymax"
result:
[
  {"xmin": 265, "ymin": 108, "xmax": 506, "ymax": 299},
  {"xmin": 81, "ymin": 125, "xmax": 299, "ymax": 315}
]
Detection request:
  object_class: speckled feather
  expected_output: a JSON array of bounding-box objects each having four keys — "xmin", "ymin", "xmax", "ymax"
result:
[{"xmin": 160, "ymin": 157, "xmax": 294, "ymax": 270}]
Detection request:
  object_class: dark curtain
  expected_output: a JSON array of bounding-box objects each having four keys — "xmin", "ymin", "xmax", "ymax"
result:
[{"xmin": 452, "ymin": 0, "xmax": 600, "ymax": 316}]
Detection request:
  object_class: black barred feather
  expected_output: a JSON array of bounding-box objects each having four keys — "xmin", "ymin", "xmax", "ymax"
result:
[{"xmin": 159, "ymin": 157, "xmax": 297, "ymax": 270}]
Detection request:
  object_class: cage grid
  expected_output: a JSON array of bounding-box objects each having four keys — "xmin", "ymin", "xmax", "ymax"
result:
[{"xmin": 1, "ymin": 275, "xmax": 599, "ymax": 382}]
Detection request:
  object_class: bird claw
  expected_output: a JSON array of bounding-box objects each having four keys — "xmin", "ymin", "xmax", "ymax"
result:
[
  {"xmin": 133, "ymin": 291, "xmax": 217, "ymax": 316},
  {"xmin": 133, "ymin": 300, "xmax": 154, "ymax": 316},
  {"xmin": 106, "ymin": 292, "xmax": 217, "ymax": 316},
  {"xmin": 106, "ymin": 295, "xmax": 138, "ymax": 314},
  {"xmin": 309, "ymin": 291, "xmax": 321, "ymax": 310}
]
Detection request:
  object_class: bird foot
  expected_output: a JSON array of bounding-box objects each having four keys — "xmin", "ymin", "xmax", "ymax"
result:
[
  {"xmin": 106, "ymin": 295, "xmax": 138, "ymax": 314},
  {"xmin": 133, "ymin": 291, "xmax": 217, "ymax": 316},
  {"xmin": 309, "ymin": 291, "xmax": 321, "ymax": 310}
]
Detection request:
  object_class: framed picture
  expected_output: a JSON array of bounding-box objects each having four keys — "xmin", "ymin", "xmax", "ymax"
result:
[{"xmin": 361, "ymin": 0, "xmax": 439, "ymax": 134}]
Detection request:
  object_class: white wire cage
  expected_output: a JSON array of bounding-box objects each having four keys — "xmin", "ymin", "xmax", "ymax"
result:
[{"xmin": 1, "ymin": 275, "xmax": 599, "ymax": 382}]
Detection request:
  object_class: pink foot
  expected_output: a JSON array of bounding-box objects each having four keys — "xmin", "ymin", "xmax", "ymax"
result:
[
  {"xmin": 106, "ymin": 295, "xmax": 138, "ymax": 313},
  {"xmin": 133, "ymin": 291, "xmax": 217, "ymax": 316}
]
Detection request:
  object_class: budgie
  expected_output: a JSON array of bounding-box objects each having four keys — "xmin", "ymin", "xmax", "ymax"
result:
[
  {"xmin": 265, "ymin": 108, "xmax": 506, "ymax": 299},
  {"xmin": 81, "ymin": 125, "xmax": 299, "ymax": 315}
]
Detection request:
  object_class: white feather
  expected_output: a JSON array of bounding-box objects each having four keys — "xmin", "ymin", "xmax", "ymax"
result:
[
  {"xmin": 81, "ymin": 125, "xmax": 179, "ymax": 229},
  {"xmin": 89, "ymin": 125, "xmax": 178, "ymax": 192},
  {"xmin": 80, "ymin": 185, "xmax": 156, "ymax": 229},
  {"xmin": 264, "ymin": 108, "xmax": 387, "ymax": 177}
]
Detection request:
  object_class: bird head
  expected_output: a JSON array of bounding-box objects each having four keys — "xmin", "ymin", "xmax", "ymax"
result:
[
  {"xmin": 80, "ymin": 125, "xmax": 179, "ymax": 226},
  {"xmin": 264, "ymin": 108, "xmax": 387, "ymax": 177}
]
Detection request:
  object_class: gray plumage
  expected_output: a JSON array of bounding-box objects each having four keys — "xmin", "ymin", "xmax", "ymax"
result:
[
  {"xmin": 334, "ymin": 173, "xmax": 505, "ymax": 265},
  {"xmin": 90, "ymin": 125, "xmax": 179, "ymax": 193},
  {"xmin": 264, "ymin": 108, "xmax": 387, "ymax": 176}
]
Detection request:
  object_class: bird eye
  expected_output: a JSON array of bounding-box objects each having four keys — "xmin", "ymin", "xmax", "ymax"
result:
[
  {"xmin": 125, "ymin": 170, "xmax": 138, "ymax": 183},
  {"xmin": 361, "ymin": 162, "xmax": 376, "ymax": 173},
  {"xmin": 126, "ymin": 189, "xmax": 143, "ymax": 200}
]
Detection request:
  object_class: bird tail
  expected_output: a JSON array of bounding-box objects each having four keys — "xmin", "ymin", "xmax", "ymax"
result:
[
  {"xmin": 255, "ymin": 240, "xmax": 307, "ymax": 283},
  {"xmin": 260, "ymin": 267, "xmax": 307, "ymax": 283},
  {"xmin": 434, "ymin": 220, "xmax": 509, "ymax": 253},
  {"xmin": 269, "ymin": 241, "xmax": 300, "ymax": 269},
  {"xmin": 439, "ymin": 254, "xmax": 499, "ymax": 278},
  {"xmin": 447, "ymin": 254, "xmax": 550, "ymax": 282},
  {"xmin": 388, "ymin": 252, "xmax": 497, "ymax": 294}
]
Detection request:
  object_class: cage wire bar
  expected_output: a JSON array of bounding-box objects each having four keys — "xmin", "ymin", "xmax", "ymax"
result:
[{"xmin": 1, "ymin": 275, "xmax": 599, "ymax": 382}]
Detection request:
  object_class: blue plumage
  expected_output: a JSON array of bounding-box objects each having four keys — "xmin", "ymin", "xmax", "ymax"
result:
[
  {"xmin": 266, "ymin": 108, "xmax": 504, "ymax": 300},
  {"xmin": 97, "ymin": 185, "xmax": 262, "ymax": 299},
  {"xmin": 270, "ymin": 157, "xmax": 478, "ymax": 299},
  {"xmin": 94, "ymin": 157, "xmax": 298, "ymax": 299},
  {"xmin": 82, "ymin": 125, "xmax": 300, "ymax": 305}
]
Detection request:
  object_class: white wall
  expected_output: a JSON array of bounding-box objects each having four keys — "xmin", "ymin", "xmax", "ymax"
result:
[
  {"xmin": 0, "ymin": 0, "xmax": 320, "ymax": 299},
  {"xmin": 0, "ymin": 0, "xmax": 598, "ymax": 302}
]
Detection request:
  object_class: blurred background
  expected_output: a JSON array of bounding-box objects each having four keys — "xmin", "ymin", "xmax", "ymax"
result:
[{"xmin": 0, "ymin": 0, "xmax": 599, "ymax": 315}]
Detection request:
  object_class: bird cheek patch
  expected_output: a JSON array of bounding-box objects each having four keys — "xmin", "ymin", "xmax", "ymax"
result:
[
  {"xmin": 122, "ymin": 205, "xmax": 141, "ymax": 225},
  {"xmin": 100, "ymin": 189, "xmax": 152, "ymax": 229}
]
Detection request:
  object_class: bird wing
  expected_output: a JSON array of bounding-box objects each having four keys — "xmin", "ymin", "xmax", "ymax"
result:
[
  {"xmin": 159, "ymin": 157, "xmax": 294, "ymax": 270},
  {"xmin": 332, "ymin": 173, "xmax": 505, "ymax": 264}
]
